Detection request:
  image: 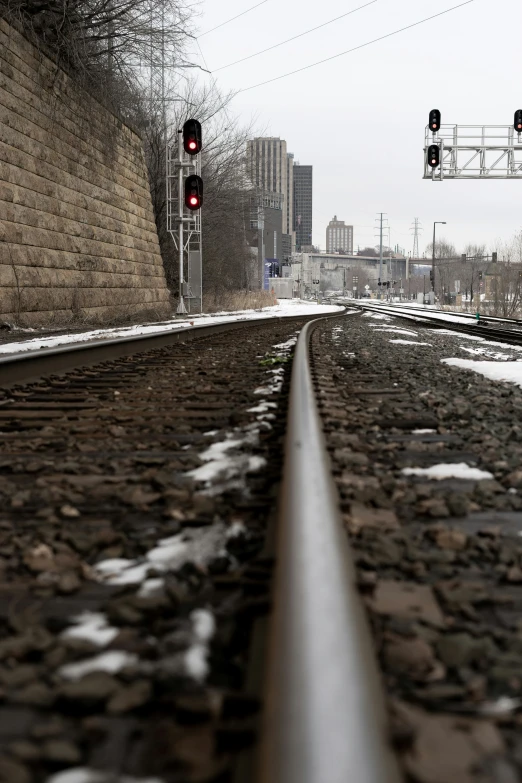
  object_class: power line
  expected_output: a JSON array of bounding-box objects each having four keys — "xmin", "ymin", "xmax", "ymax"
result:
[
  {"xmin": 198, "ymin": 0, "xmax": 269, "ymax": 39},
  {"xmin": 239, "ymin": 0, "xmax": 475, "ymax": 92},
  {"xmin": 214, "ymin": 0, "xmax": 378, "ymax": 72}
]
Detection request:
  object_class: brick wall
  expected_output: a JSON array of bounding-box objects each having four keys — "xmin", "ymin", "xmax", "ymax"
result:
[{"xmin": 0, "ymin": 19, "xmax": 171, "ymax": 326}]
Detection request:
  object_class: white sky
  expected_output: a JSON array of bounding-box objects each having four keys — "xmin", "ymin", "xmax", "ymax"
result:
[{"xmin": 190, "ymin": 0, "xmax": 521, "ymax": 256}]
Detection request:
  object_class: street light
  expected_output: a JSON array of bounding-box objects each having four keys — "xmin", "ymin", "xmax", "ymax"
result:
[{"xmin": 432, "ymin": 221, "xmax": 446, "ymax": 298}]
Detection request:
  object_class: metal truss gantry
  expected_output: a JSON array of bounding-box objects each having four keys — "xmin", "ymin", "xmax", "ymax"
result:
[
  {"xmin": 166, "ymin": 137, "xmax": 202, "ymax": 314},
  {"xmin": 424, "ymin": 125, "xmax": 522, "ymax": 180}
]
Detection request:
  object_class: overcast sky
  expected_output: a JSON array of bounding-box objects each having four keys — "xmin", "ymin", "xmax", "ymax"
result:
[{"xmin": 190, "ymin": 0, "xmax": 520, "ymax": 256}]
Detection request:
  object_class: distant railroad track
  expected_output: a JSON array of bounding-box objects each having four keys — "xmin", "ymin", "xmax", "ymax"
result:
[{"xmin": 352, "ymin": 301, "xmax": 522, "ymax": 347}]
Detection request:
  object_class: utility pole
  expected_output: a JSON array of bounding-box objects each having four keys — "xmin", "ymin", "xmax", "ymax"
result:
[
  {"xmin": 410, "ymin": 218, "xmax": 422, "ymax": 260},
  {"xmin": 376, "ymin": 213, "xmax": 387, "ymax": 291},
  {"xmin": 432, "ymin": 221, "xmax": 446, "ymax": 302}
]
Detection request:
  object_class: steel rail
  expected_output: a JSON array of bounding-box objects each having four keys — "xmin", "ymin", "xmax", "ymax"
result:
[
  {"xmin": 0, "ymin": 311, "xmax": 345, "ymax": 387},
  {"xmin": 258, "ymin": 313, "xmax": 402, "ymax": 783},
  {"xmin": 357, "ymin": 301, "xmax": 522, "ymax": 326},
  {"xmin": 354, "ymin": 302, "xmax": 522, "ymax": 347}
]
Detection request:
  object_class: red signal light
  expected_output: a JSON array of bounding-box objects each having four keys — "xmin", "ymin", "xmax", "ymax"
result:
[
  {"xmin": 184, "ymin": 175, "xmax": 203, "ymax": 211},
  {"xmin": 183, "ymin": 119, "xmax": 202, "ymax": 155}
]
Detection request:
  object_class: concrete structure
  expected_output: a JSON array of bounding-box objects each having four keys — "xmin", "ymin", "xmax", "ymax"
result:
[
  {"xmin": 247, "ymin": 137, "xmax": 294, "ymax": 256},
  {"xmin": 293, "ymin": 164, "xmax": 313, "ymax": 252},
  {"xmin": 326, "ymin": 216, "xmax": 353, "ymax": 255},
  {"xmin": 248, "ymin": 191, "xmax": 283, "ymax": 289},
  {"xmin": 0, "ymin": 19, "xmax": 170, "ymax": 326}
]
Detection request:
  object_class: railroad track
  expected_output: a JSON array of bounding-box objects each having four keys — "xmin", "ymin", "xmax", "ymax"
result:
[
  {"xmin": 0, "ymin": 309, "xmax": 400, "ymax": 783},
  {"xmin": 353, "ymin": 301, "xmax": 522, "ymax": 347},
  {"xmin": 4, "ymin": 307, "xmax": 521, "ymax": 783}
]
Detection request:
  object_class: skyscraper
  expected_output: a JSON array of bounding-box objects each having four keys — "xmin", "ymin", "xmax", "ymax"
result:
[
  {"xmin": 326, "ymin": 216, "xmax": 353, "ymax": 254},
  {"xmin": 293, "ymin": 164, "xmax": 313, "ymax": 252},
  {"xmin": 247, "ymin": 138, "xmax": 294, "ymax": 253}
]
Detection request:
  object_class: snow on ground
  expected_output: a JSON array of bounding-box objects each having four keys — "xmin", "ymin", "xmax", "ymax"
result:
[
  {"xmin": 372, "ymin": 327, "xmax": 419, "ymax": 336},
  {"xmin": 402, "ymin": 463, "xmax": 494, "ymax": 480},
  {"xmin": 388, "ymin": 339, "xmax": 432, "ymax": 346},
  {"xmin": 0, "ymin": 300, "xmax": 343, "ymax": 357},
  {"xmin": 442, "ymin": 358, "xmax": 522, "ymax": 388}
]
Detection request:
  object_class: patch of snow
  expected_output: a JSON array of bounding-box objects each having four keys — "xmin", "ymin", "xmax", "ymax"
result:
[
  {"xmin": 373, "ymin": 327, "xmax": 419, "ymax": 336},
  {"xmin": 61, "ymin": 612, "xmax": 118, "ymax": 647},
  {"xmin": 226, "ymin": 521, "xmax": 246, "ymax": 538},
  {"xmin": 459, "ymin": 346, "xmax": 513, "ymax": 360},
  {"xmin": 388, "ymin": 339, "xmax": 432, "ymax": 346},
  {"xmin": 137, "ymin": 578, "xmax": 165, "ymax": 598},
  {"xmin": 191, "ymin": 609, "xmax": 215, "ymax": 642},
  {"xmin": 363, "ymin": 313, "xmax": 392, "ymax": 320},
  {"xmin": 402, "ymin": 463, "xmax": 493, "ymax": 480},
  {"xmin": 46, "ymin": 769, "xmax": 163, "ymax": 783},
  {"xmin": 247, "ymin": 401, "xmax": 277, "ymax": 414},
  {"xmin": 442, "ymin": 358, "xmax": 522, "ymax": 388},
  {"xmin": 184, "ymin": 609, "xmax": 216, "ymax": 682},
  {"xmin": 412, "ymin": 429, "xmax": 436, "ymax": 434},
  {"xmin": 59, "ymin": 651, "xmax": 138, "ymax": 680},
  {"xmin": 478, "ymin": 696, "xmax": 522, "ymax": 716},
  {"xmin": 248, "ymin": 455, "xmax": 267, "ymax": 471}
]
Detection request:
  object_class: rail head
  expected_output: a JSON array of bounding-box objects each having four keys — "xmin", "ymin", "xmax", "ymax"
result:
[{"xmin": 258, "ymin": 313, "xmax": 402, "ymax": 783}]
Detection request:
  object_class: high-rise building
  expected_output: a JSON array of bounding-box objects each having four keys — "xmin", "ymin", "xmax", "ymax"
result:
[
  {"xmin": 247, "ymin": 138, "xmax": 294, "ymax": 253},
  {"xmin": 293, "ymin": 164, "xmax": 313, "ymax": 252},
  {"xmin": 326, "ymin": 216, "xmax": 353, "ymax": 254}
]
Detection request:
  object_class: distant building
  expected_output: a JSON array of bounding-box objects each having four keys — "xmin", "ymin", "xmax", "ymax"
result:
[
  {"xmin": 247, "ymin": 137, "xmax": 294, "ymax": 256},
  {"xmin": 293, "ymin": 164, "xmax": 313, "ymax": 252},
  {"xmin": 326, "ymin": 216, "xmax": 353, "ymax": 255}
]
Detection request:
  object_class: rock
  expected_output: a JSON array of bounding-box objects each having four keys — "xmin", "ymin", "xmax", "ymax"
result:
[
  {"xmin": 347, "ymin": 503, "xmax": 400, "ymax": 534},
  {"xmin": 506, "ymin": 566, "xmax": 522, "ymax": 583},
  {"xmin": 41, "ymin": 739, "xmax": 81, "ymax": 764},
  {"xmin": 383, "ymin": 635, "xmax": 440, "ymax": 680},
  {"xmin": 8, "ymin": 741, "xmax": 41, "ymax": 762},
  {"xmin": 369, "ymin": 580, "xmax": 445, "ymax": 627},
  {"xmin": 31, "ymin": 718, "xmax": 66, "ymax": 739},
  {"xmin": 0, "ymin": 756, "xmax": 31, "ymax": 783},
  {"xmin": 59, "ymin": 672, "xmax": 119, "ymax": 705},
  {"xmin": 57, "ymin": 571, "xmax": 82, "ymax": 594},
  {"xmin": 436, "ymin": 633, "xmax": 496, "ymax": 668},
  {"xmin": 506, "ymin": 470, "xmax": 522, "ymax": 489},
  {"xmin": 393, "ymin": 700, "xmax": 504, "ymax": 783},
  {"xmin": 435, "ymin": 529, "xmax": 467, "ymax": 551},
  {"xmin": 107, "ymin": 680, "xmax": 151, "ymax": 713},
  {"xmin": 11, "ymin": 682, "xmax": 55, "ymax": 707},
  {"xmin": 60, "ymin": 504, "xmax": 81, "ymax": 518},
  {"xmin": 445, "ymin": 493, "xmax": 469, "ymax": 517}
]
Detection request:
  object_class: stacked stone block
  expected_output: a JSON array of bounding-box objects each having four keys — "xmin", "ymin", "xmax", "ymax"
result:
[{"xmin": 0, "ymin": 19, "xmax": 170, "ymax": 325}]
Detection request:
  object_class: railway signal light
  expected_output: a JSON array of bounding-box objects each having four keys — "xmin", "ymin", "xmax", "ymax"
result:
[
  {"xmin": 515, "ymin": 110, "xmax": 522, "ymax": 133},
  {"xmin": 184, "ymin": 175, "xmax": 203, "ymax": 210},
  {"xmin": 427, "ymin": 144, "xmax": 440, "ymax": 168},
  {"xmin": 183, "ymin": 119, "xmax": 202, "ymax": 155},
  {"xmin": 478, "ymin": 271, "xmax": 483, "ymax": 281},
  {"xmin": 429, "ymin": 109, "xmax": 441, "ymax": 133}
]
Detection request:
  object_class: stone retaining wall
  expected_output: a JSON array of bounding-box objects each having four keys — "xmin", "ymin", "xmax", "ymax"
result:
[{"xmin": 0, "ymin": 19, "xmax": 170, "ymax": 326}]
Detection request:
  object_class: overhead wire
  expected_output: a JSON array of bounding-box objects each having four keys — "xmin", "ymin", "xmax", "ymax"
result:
[
  {"xmin": 238, "ymin": 0, "xmax": 475, "ymax": 92},
  {"xmin": 198, "ymin": 0, "xmax": 269, "ymax": 38},
  {"xmin": 213, "ymin": 0, "xmax": 378, "ymax": 72}
]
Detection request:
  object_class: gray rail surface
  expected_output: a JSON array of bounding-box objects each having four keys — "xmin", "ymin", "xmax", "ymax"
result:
[{"xmin": 258, "ymin": 313, "xmax": 402, "ymax": 783}]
